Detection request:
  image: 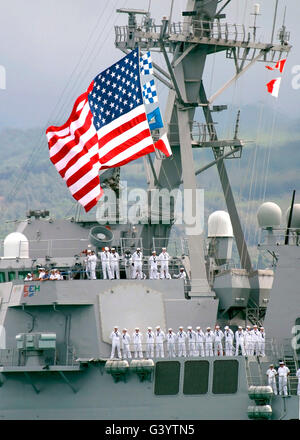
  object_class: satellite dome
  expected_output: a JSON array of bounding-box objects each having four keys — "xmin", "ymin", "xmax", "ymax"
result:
[
  {"xmin": 3, "ymin": 232, "xmax": 29, "ymax": 259},
  {"xmin": 208, "ymin": 211, "xmax": 233, "ymax": 238},
  {"xmin": 286, "ymin": 204, "xmax": 300, "ymax": 229},
  {"xmin": 257, "ymin": 202, "xmax": 282, "ymax": 228}
]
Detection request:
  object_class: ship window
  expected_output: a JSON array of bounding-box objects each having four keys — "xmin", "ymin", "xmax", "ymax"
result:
[
  {"xmin": 212, "ymin": 360, "xmax": 239, "ymax": 394},
  {"xmin": 8, "ymin": 272, "xmax": 16, "ymax": 281},
  {"xmin": 0, "ymin": 272, "xmax": 5, "ymax": 283},
  {"xmin": 154, "ymin": 361, "xmax": 180, "ymax": 395},
  {"xmin": 183, "ymin": 361, "xmax": 209, "ymax": 395},
  {"xmin": 18, "ymin": 271, "xmax": 28, "ymax": 280}
]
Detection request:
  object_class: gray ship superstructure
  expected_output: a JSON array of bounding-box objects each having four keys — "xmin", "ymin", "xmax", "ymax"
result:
[{"xmin": 0, "ymin": 0, "xmax": 299, "ymax": 420}]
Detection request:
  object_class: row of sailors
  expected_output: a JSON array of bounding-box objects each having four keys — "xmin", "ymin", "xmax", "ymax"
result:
[
  {"xmin": 110, "ymin": 324, "xmax": 266, "ymax": 359},
  {"xmin": 24, "ymin": 268, "xmax": 63, "ymax": 281},
  {"xmin": 266, "ymin": 363, "xmax": 300, "ymax": 396},
  {"xmin": 85, "ymin": 247, "xmax": 186, "ymax": 281}
]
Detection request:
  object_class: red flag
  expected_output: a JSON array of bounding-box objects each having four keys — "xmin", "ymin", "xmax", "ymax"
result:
[
  {"xmin": 266, "ymin": 77, "xmax": 281, "ymax": 97},
  {"xmin": 154, "ymin": 133, "xmax": 172, "ymax": 157},
  {"xmin": 265, "ymin": 58, "xmax": 286, "ymax": 73}
]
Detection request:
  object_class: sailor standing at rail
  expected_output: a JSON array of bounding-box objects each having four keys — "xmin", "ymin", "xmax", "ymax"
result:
[
  {"xmin": 235, "ymin": 326, "xmax": 246, "ymax": 356},
  {"xmin": 132, "ymin": 248, "xmax": 143, "ymax": 279},
  {"xmin": 132, "ymin": 328, "xmax": 143, "ymax": 359},
  {"xmin": 149, "ymin": 251, "xmax": 159, "ymax": 279},
  {"xmin": 101, "ymin": 247, "xmax": 112, "ymax": 280},
  {"xmin": 244, "ymin": 326, "xmax": 253, "ymax": 356},
  {"xmin": 110, "ymin": 326, "xmax": 121, "ymax": 359},
  {"xmin": 110, "ymin": 248, "xmax": 120, "ymax": 279},
  {"xmin": 187, "ymin": 326, "xmax": 197, "ymax": 357},
  {"xmin": 195, "ymin": 326, "xmax": 205, "ymax": 357},
  {"xmin": 155, "ymin": 326, "xmax": 165, "ymax": 358},
  {"xmin": 205, "ymin": 327, "xmax": 214, "ymax": 357},
  {"xmin": 83, "ymin": 250, "xmax": 91, "ymax": 279},
  {"xmin": 252, "ymin": 325, "xmax": 261, "ymax": 356},
  {"xmin": 213, "ymin": 325, "xmax": 224, "ymax": 356},
  {"xmin": 296, "ymin": 367, "xmax": 300, "ymax": 396},
  {"xmin": 224, "ymin": 326, "xmax": 234, "ymax": 356},
  {"xmin": 177, "ymin": 326, "xmax": 187, "ymax": 357},
  {"xmin": 159, "ymin": 248, "xmax": 171, "ymax": 279},
  {"xmin": 278, "ymin": 361, "xmax": 290, "ymax": 396},
  {"xmin": 259, "ymin": 327, "xmax": 266, "ymax": 356},
  {"xmin": 146, "ymin": 327, "xmax": 155, "ymax": 358},
  {"xmin": 124, "ymin": 250, "xmax": 132, "ymax": 279},
  {"xmin": 88, "ymin": 251, "xmax": 98, "ymax": 280},
  {"xmin": 121, "ymin": 328, "xmax": 131, "ymax": 359},
  {"xmin": 266, "ymin": 364, "xmax": 278, "ymax": 395},
  {"xmin": 167, "ymin": 328, "xmax": 176, "ymax": 358}
]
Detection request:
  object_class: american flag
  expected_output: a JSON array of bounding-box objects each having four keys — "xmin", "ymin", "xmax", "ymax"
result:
[{"xmin": 46, "ymin": 48, "xmax": 155, "ymax": 212}]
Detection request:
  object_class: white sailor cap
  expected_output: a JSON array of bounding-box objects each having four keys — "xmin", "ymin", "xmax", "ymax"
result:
[
  {"xmin": 260, "ymin": 327, "xmax": 264, "ymax": 330},
  {"xmin": 196, "ymin": 326, "xmax": 201, "ymax": 330},
  {"xmin": 87, "ymin": 249, "xmax": 92, "ymax": 253},
  {"xmin": 238, "ymin": 326, "xmax": 243, "ymax": 329},
  {"xmin": 152, "ymin": 250, "xmax": 156, "ymax": 253},
  {"xmin": 27, "ymin": 273, "xmax": 31, "ymax": 276},
  {"xmin": 111, "ymin": 248, "xmax": 115, "ymax": 251},
  {"xmin": 253, "ymin": 324, "xmax": 258, "ymax": 327},
  {"xmin": 269, "ymin": 364, "xmax": 274, "ymax": 367},
  {"xmin": 39, "ymin": 267, "xmax": 45, "ymax": 270},
  {"xmin": 135, "ymin": 327, "xmax": 139, "ymax": 331},
  {"xmin": 162, "ymin": 247, "xmax": 166, "ymax": 250},
  {"xmin": 168, "ymin": 328, "xmax": 172, "ymax": 331},
  {"xmin": 179, "ymin": 325, "xmax": 183, "ymax": 329},
  {"xmin": 246, "ymin": 325, "xmax": 251, "ymax": 328},
  {"xmin": 180, "ymin": 267, "xmax": 184, "ymax": 270},
  {"xmin": 104, "ymin": 247, "xmax": 109, "ymax": 251},
  {"xmin": 224, "ymin": 326, "xmax": 229, "ymax": 330},
  {"xmin": 279, "ymin": 361, "xmax": 284, "ymax": 364},
  {"xmin": 187, "ymin": 326, "xmax": 192, "ymax": 330},
  {"xmin": 156, "ymin": 325, "xmax": 160, "ymax": 329},
  {"xmin": 207, "ymin": 327, "xmax": 211, "ymax": 330},
  {"xmin": 136, "ymin": 247, "xmax": 141, "ymax": 251},
  {"xmin": 123, "ymin": 328, "xmax": 127, "ymax": 331},
  {"xmin": 113, "ymin": 325, "xmax": 118, "ymax": 328},
  {"xmin": 147, "ymin": 327, "xmax": 152, "ymax": 330},
  {"xmin": 215, "ymin": 325, "xmax": 220, "ymax": 328}
]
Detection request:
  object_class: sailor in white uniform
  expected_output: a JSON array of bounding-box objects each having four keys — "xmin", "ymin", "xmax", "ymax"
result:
[
  {"xmin": 266, "ymin": 364, "xmax": 278, "ymax": 395},
  {"xmin": 166, "ymin": 328, "xmax": 176, "ymax": 358},
  {"xmin": 132, "ymin": 328, "xmax": 143, "ymax": 359},
  {"xmin": 224, "ymin": 326, "xmax": 234, "ymax": 356},
  {"xmin": 159, "ymin": 248, "xmax": 171, "ymax": 279},
  {"xmin": 38, "ymin": 268, "xmax": 46, "ymax": 280},
  {"xmin": 84, "ymin": 251, "xmax": 91, "ymax": 279},
  {"xmin": 252, "ymin": 325, "xmax": 261, "ymax": 356},
  {"xmin": 195, "ymin": 326, "xmax": 205, "ymax": 357},
  {"xmin": 110, "ymin": 248, "xmax": 120, "ymax": 279},
  {"xmin": 187, "ymin": 326, "xmax": 197, "ymax": 357},
  {"xmin": 101, "ymin": 247, "xmax": 112, "ymax": 280},
  {"xmin": 24, "ymin": 273, "xmax": 33, "ymax": 281},
  {"xmin": 110, "ymin": 326, "xmax": 121, "ymax": 359},
  {"xmin": 259, "ymin": 327, "xmax": 266, "ymax": 356},
  {"xmin": 244, "ymin": 326, "xmax": 253, "ymax": 356},
  {"xmin": 205, "ymin": 327, "xmax": 214, "ymax": 357},
  {"xmin": 173, "ymin": 267, "xmax": 187, "ymax": 280},
  {"xmin": 132, "ymin": 248, "xmax": 143, "ymax": 279},
  {"xmin": 214, "ymin": 325, "xmax": 224, "ymax": 356},
  {"xmin": 296, "ymin": 368, "xmax": 300, "ymax": 396},
  {"xmin": 146, "ymin": 327, "xmax": 155, "ymax": 358},
  {"xmin": 121, "ymin": 328, "xmax": 131, "ymax": 359},
  {"xmin": 88, "ymin": 251, "xmax": 98, "ymax": 280},
  {"xmin": 177, "ymin": 326, "xmax": 187, "ymax": 357},
  {"xmin": 278, "ymin": 361, "xmax": 290, "ymax": 396},
  {"xmin": 235, "ymin": 326, "xmax": 246, "ymax": 356},
  {"xmin": 155, "ymin": 326, "xmax": 165, "ymax": 358},
  {"xmin": 123, "ymin": 250, "xmax": 132, "ymax": 279},
  {"xmin": 149, "ymin": 251, "xmax": 159, "ymax": 280}
]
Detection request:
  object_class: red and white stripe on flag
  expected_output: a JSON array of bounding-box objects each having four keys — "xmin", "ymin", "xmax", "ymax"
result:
[
  {"xmin": 154, "ymin": 133, "xmax": 172, "ymax": 157},
  {"xmin": 266, "ymin": 77, "xmax": 281, "ymax": 98},
  {"xmin": 265, "ymin": 58, "xmax": 286, "ymax": 73}
]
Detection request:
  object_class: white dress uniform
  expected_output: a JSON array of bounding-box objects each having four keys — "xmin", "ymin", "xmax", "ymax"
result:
[
  {"xmin": 176, "ymin": 329, "xmax": 187, "ymax": 357},
  {"xmin": 195, "ymin": 328, "xmax": 205, "ymax": 357},
  {"xmin": 296, "ymin": 368, "xmax": 300, "ymax": 396},
  {"xmin": 121, "ymin": 331, "xmax": 131, "ymax": 359},
  {"xmin": 132, "ymin": 250, "xmax": 143, "ymax": 279},
  {"xmin": 278, "ymin": 364, "xmax": 290, "ymax": 396},
  {"xmin": 214, "ymin": 328, "xmax": 224, "ymax": 356},
  {"xmin": 149, "ymin": 254, "xmax": 159, "ymax": 279},
  {"xmin": 84, "ymin": 254, "xmax": 91, "ymax": 279},
  {"xmin": 173, "ymin": 269, "xmax": 187, "ymax": 280},
  {"xmin": 224, "ymin": 328, "xmax": 234, "ymax": 356},
  {"xmin": 110, "ymin": 251, "xmax": 120, "ymax": 279},
  {"xmin": 88, "ymin": 253, "xmax": 97, "ymax": 280},
  {"xmin": 132, "ymin": 330, "xmax": 143, "ymax": 358},
  {"xmin": 235, "ymin": 329, "xmax": 246, "ymax": 356},
  {"xmin": 24, "ymin": 273, "xmax": 33, "ymax": 281},
  {"xmin": 166, "ymin": 330, "xmax": 177, "ymax": 358},
  {"xmin": 146, "ymin": 329, "xmax": 155, "ymax": 358},
  {"xmin": 124, "ymin": 252, "xmax": 132, "ymax": 279},
  {"xmin": 155, "ymin": 328, "xmax": 165, "ymax": 358},
  {"xmin": 187, "ymin": 328, "xmax": 197, "ymax": 357},
  {"xmin": 259, "ymin": 328, "xmax": 266, "ymax": 356},
  {"xmin": 101, "ymin": 250, "xmax": 112, "ymax": 280},
  {"xmin": 244, "ymin": 328, "xmax": 253, "ymax": 356},
  {"xmin": 252, "ymin": 327, "xmax": 261, "ymax": 355},
  {"xmin": 204, "ymin": 330, "xmax": 214, "ymax": 356},
  {"xmin": 110, "ymin": 329, "xmax": 122, "ymax": 359},
  {"xmin": 158, "ymin": 251, "xmax": 171, "ymax": 279},
  {"xmin": 266, "ymin": 367, "xmax": 278, "ymax": 395}
]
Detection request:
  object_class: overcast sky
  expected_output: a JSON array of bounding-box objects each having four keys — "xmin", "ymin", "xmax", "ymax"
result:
[{"xmin": 0, "ymin": 0, "xmax": 299, "ymax": 130}]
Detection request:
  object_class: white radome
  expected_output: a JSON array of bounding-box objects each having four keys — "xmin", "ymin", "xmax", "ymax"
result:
[
  {"xmin": 286, "ymin": 204, "xmax": 300, "ymax": 229},
  {"xmin": 208, "ymin": 211, "xmax": 233, "ymax": 238},
  {"xmin": 3, "ymin": 232, "xmax": 29, "ymax": 259},
  {"xmin": 257, "ymin": 202, "xmax": 282, "ymax": 228}
]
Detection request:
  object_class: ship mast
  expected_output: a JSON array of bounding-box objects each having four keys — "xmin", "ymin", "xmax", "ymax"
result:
[{"xmin": 115, "ymin": 0, "xmax": 291, "ymax": 293}]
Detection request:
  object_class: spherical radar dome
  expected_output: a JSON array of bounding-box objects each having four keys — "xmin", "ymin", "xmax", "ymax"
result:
[
  {"xmin": 257, "ymin": 202, "xmax": 282, "ymax": 228},
  {"xmin": 286, "ymin": 204, "xmax": 300, "ymax": 229},
  {"xmin": 208, "ymin": 211, "xmax": 233, "ymax": 238},
  {"xmin": 3, "ymin": 232, "xmax": 29, "ymax": 258}
]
